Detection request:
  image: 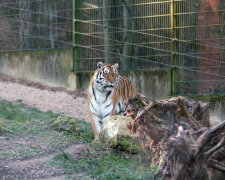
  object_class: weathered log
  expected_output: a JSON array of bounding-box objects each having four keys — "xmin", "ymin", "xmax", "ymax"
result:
[
  {"xmin": 126, "ymin": 94, "xmax": 225, "ymax": 180},
  {"xmin": 162, "ymin": 122, "xmax": 225, "ymax": 180}
]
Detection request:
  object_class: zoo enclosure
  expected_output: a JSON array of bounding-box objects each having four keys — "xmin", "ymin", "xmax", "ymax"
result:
[{"xmin": 0, "ymin": 0, "xmax": 224, "ymax": 95}]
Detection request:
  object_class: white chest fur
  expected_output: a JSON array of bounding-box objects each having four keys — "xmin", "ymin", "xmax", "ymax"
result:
[
  {"xmin": 88, "ymin": 84, "xmax": 114, "ymax": 133},
  {"xmin": 89, "ymin": 85, "xmax": 114, "ymax": 119}
]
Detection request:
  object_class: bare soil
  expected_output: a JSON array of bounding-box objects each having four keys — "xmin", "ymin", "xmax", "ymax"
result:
[
  {"xmin": 1, "ymin": 144, "xmax": 88, "ymax": 180},
  {"xmin": 0, "ymin": 75, "xmax": 91, "ymax": 180},
  {"xmin": 0, "ymin": 75, "xmax": 90, "ymax": 123}
]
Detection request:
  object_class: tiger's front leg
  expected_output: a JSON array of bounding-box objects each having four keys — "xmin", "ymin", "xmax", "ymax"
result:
[
  {"xmin": 121, "ymin": 103, "xmax": 127, "ymax": 116},
  {"xmin": 89, "ymin": 111, "xmax": 102, "ymax": 140},
  {"xmin": 115, "ymin": 101, "xmax": 127, "ymax": 116}
]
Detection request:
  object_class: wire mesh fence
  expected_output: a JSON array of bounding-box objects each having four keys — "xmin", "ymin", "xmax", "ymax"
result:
[
  {"xmin": 174, "ymin": 0, "xmax": 225, "ymax": 95},
  {"xmin": 0, "ymin": 0, "xmax": 225, "ymax": 95},
  {"xmin": 75, "ymin": 0, "xmax": 225, "ymax": 95},
  {"xmin": 75, "ymin": 0, "xmax": 172, "ymax": 72},
  {"xmin": 0, "ymin": 0, "xmax": 73, "ymax": 51}
]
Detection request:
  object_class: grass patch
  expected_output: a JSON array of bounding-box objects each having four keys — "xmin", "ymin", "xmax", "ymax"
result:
[
  {"xmin": 1, "ymin": 146, "xmax": 43, "ymax": 159},
  {"xmin": 49, "ymin": 144, "xmax": 159, "ymax": 180},
  {"xmin": 0, "ymin": 100, "xmax": 58, "ymax": 135},
  {"xmin": 0, "ymin": 100, "xmax": 94, "ymax": 159},
  {"xmin": 0, "ymin": 100, "xmax": 93, "ymax": 142},
  {"xmin": 0, "ymin": 100, "xmax": 158, "ymax": 179}
]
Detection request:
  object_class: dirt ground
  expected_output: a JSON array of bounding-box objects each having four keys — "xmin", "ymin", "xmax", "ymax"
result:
[
  {"xmin": 0, "ymin": 76, "xmax": 91, "ymax": 180},
  {"xmin": 0, "ymin": 143, "xmax": 89, "ymax": 180},
  {"xmin": 0, "ymin": 75, "xmax": 90, "ymax": 123}
]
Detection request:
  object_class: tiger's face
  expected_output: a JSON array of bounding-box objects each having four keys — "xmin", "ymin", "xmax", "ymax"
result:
[{"xmin": 95, "ymin": 62, "xmax": 120, "ymax": 91}]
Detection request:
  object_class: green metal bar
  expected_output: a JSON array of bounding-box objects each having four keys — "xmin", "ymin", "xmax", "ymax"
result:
[
  {"xmin": 171, "ymin": 0, "xmax": 174, "ymax": 96},
  {"xmin": 170, "ymin": 0, "xmax": 175, "ymax": 96},
  {"xmin": 75, "ymin": 27, "xmax": 171, "ymax": 35},
  {"xmin": 179, "ymin": 37, "xmax": 225, "ymax": 42},
  {"xmin": 80, "ymin": 14, "xmax": 171, "ymax": 22},
  {"xmin": 174, "ymin": 80, "xmax": 225, "ymax": 83},
  {"xmin": 74, "ymin": 54, "xmax": 171, "ymax": 60},
  {"xmin": 174, "ymin": 24, "xmax": 225, "ymax": 29},
  {"xmin": 174, "ymin": 9, "xmax": 225, "ymax": 16},
  {"xmin": 75, "ymin": 0, "xmax": 198, "ymax": 11},
  {"xmin": 75, "ymin": 1, "xmax": 171, "ymax": 10},
  {"xmin": 85, "ymin": 42, "xmax": 171, "ymax": 48},
  {"xmin": 171, "ymin": 0, "xmax": 180, "ymax": 96},
  {"xmin": 73, "ymin": 67, "xmax": 172, "ymax": 73},
  {"xmin": 179, "ymin": 66, "xmax": 225, "ymax": 69},
  {"xmin": 72, "ymin": 16, "xmax": 221, "ymax": 31},
  {"xmin": 72, "ymin": 0, "xmax": 75, "ymax": 72},
  {"xmin": 0, "ymin": 47, "xmax": 71, "ymax": 53},
  {"xmin": 74, "ymin": 42, "xmax": 225, "ymax": 52},
  {"xmin": 0, "ymin": 34, "xmax": 70, "ymax": 41},
  {"xmin": 0, "ymin": 22, "xmax": 72, "ymax": 26},
  {"xmin": 180, "ymin": 52, "xmax": 225, "ymax": 55}
]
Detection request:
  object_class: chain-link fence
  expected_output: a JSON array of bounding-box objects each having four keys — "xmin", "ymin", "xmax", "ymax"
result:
[
  {"xmin": 0, "ymin": 0, "xmax": 225, "ymax": 95},
  {"xmin": 0, "ymin": 0, "xmax": 73, "ymax": 51}
]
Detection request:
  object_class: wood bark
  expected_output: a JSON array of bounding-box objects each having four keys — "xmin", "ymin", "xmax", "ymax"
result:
[
  {"xmin": 19, "ymin": 0, "xmax": 31, "ymax": 49},
  {"xmin": 127, "ymin": 95, "xmax": 225, "ymax": 180},
  {"xmin": 121, "ymin": 0, "xmax": 133, "ymax": 70}
]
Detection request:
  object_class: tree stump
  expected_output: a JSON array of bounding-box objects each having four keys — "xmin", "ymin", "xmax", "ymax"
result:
[{"xmin": 126, "ymin": 94, "xmax": 225, "ymax": 180}]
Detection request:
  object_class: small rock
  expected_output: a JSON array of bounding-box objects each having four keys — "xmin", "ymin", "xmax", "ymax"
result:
[{"xmin": 100, "ymin": 115, "xmax": 141, "ymax": 153}]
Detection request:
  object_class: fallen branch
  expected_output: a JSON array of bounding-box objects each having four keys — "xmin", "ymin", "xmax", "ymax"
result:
[
  {"xmin": 192, "ymin": 127, "xmax": 207, "ymax": 135},
  {"xmin": 208, "ymin": 159, "xmax": 225, "ymax": 172},
  {"xmin": 135, "ymin": 101, "xmax": 155, "ymax": 120},
  {"xmin": 205, "ymin": 137, "xmax": 225, "ymax": 158},
  {"xmin": 195, "ymin": 120, "xmax": 225, "ymax": 156}
]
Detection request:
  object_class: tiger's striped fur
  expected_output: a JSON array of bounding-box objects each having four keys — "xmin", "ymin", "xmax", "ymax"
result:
[{"xmin": 87, "ymin": 62, "xmax": 136, "ymax": 140}]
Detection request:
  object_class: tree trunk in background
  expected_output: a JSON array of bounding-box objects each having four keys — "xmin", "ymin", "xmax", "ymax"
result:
[
  {"xmin": 49, "ymin": 2, "xmax": 56, "ymax": 49},
  {"xmin": 19, "ymin": 0, "xmax": 31, "ymax": 49},
  {"xmin": 103, "ymin": 0, "xmax": 112, "ymax": 64},
  {"xmin": 122, "ymin": 0, "xmax": 133, "ymax": 70}
]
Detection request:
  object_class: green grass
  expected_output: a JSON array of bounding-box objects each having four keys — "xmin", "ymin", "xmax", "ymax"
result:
[
  {"xmin": 0, "ymin": 100, "xmax": 94, "ymax": 159},
  {"xmin": 49, "ymin": 145, "xmax": 159, "ymax": 180},
  {"xmin": 0, "ymin": 100, "xmax": 58, "ymax": 134},
  {"xmin": 0, "ymin": 100, "xmax": 93, "ymax": 141},
  {"xmin": 0, "ymin": 100, "xmax": 159, "ymax": 179},
  {"xmin": 1, "ymin": 146, "xmax": 44, "ymax": 158}
]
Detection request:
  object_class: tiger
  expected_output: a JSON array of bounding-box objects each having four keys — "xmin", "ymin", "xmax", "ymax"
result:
[{"xmin": 87, "ymin": 62, "xmax": 136, "ymax": 140}]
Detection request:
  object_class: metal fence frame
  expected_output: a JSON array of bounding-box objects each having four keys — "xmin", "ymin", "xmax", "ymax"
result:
[
  {"xmin": 73, "ymin": 0, "xmax": 225, "ymax": 95},
  {"xmin": 0, "ymin": 0, "xmax": 224, "ymax": 96}
]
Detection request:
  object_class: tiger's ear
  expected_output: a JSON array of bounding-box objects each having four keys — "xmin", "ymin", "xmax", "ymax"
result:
[
  {"xmin": 114, "ymin": 63, "xmax": 119, "ymax": 69},
  {"xmin": 97, "ymin": 62, "xmax": 103, "ymax": 69}
]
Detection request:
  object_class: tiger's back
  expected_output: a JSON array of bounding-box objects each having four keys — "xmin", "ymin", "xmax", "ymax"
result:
[
  {"xmin": 87, "ymin": 62, "xmax": 136, "ymax": 140},
  {"xmin": 114, "ymin": 75, "xmax": 136, "ymax": 103}
]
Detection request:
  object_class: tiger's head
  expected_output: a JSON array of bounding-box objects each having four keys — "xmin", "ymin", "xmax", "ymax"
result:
[{"xmin": 94, "ymin": 62, "xmax": 120, "ymax": 91}]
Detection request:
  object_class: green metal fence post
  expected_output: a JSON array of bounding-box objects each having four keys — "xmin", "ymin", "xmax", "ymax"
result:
[
  {"xmin": 73, "ymin": 0, "xmax": 82, "ymax": 72},
  {"xmin": 170, "ymin": 0, "xmax": 180, "ymax": 96}
]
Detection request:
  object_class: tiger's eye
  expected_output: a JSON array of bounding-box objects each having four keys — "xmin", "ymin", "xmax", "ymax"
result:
[{"xmin": 104, "ymin": 68, "xmax": 109, "ymax": 75}]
